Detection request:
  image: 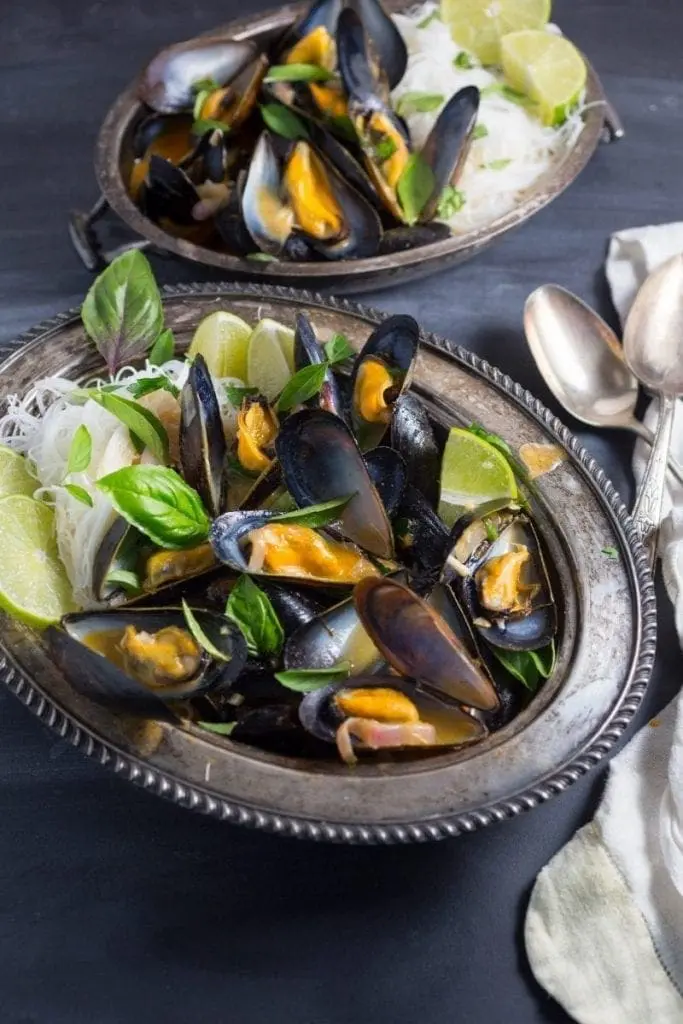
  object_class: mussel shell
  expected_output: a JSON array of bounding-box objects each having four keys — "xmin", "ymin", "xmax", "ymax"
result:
[
  {"xmin": 420, "ymin": 86, "xmax": 480, "ymax": 222},
  {"xmin": 355, "ymin": 576, "xmax": 500, "ymax": 710},
  {"xmin": 294, "ymin": 313, "xmax": 344, "ymax": 417},
  {"xmin": 390, "ymin": 394, "xmax": 441, "ymax": 508},
  {"xmin": 257, "ymin": 580, "xmax": 328, "ymax": 636},
  {"xmin": 214, "ymin": 172, "xmax": 255, "ymax": 256},
  {"xmin": 47, "ymin": 606, "xmax": 248, "ymax": 714},
  {"xmin": 299, "ymin": 675, "xmax": 486, "ymax": 750},
  {"xmin": 284, "ymin": 592, "xmax": 383, "ymax": 674},
  {"xmin": 347, "ymin": 0, "xmax": 408, "ymax": 90},
  {"xmin": 443, "ymin": 499, "xmax": 520, "ymax": 579},
  {"xmin": 378, "ymin": 223, "xmax": 452, "ymax": 255},
  {"xmin": 241, "ymin": 131, "xmax": 292, "ymax": 257},
  {"xmin": 275, "ymin": 408, "xmax": 395, "ymax": 559},
  {"xmin": 349, "ymin": 314, "xmax": 420, "ymax": 449},
  {"xmin": 230, "ymin": 704, "xmax": 330, "ymax": 758},
  {"xmin": 306, "ymin": 121, "xmax": 384, "ymax": 212},
  {"xmin": 363, "ymin": 445, "xmax": 407, "ymax": 517},
  {"xmin": 179, "ymin": 354, "xmax": 227, "ymax": 518},
  {"xmin": 138, "ymin": 37, "xmax": 258, "ymax": 113},
  {"xmin": 393, "ymin": 484, "xmax": 449, "ymax": 577},
  {"xmin": 139, "ymin": 155, "xmax": 200, "ymax": 226},
  {"xmin": 92, "ymin": 517, "xmax": 143, "ymax": 604}
]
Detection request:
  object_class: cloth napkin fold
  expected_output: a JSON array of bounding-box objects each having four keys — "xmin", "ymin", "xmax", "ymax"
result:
[{"xmin": 525, "ymin": 225, "xmax": 683, "ymax": 1023}]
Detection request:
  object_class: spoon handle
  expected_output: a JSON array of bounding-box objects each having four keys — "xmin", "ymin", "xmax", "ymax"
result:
[
  {"xmin": 631, "ymin": 394, "xmax": 677, "ymax": 567},
  {"xmin": 629, "ymin": 419, "xmax": 683, "ymax": 487}
]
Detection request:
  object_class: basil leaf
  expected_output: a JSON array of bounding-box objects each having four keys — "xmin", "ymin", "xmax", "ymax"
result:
[
  {"xmin": 66, "ymin": 425, "xmax": 92, "ymax": 476},
  {"xmin": 193, "ymin": 88, "xmax": 212, "ymax": 120},
  {"xmin": 374, "ymin": 136, "xmax": 397, "ymax": 162},
  {"xmin": 490, "ymin": 643, "xmax": 555, "ymax": 693},
  {"xmin": 260, "ymin": 102, "xmax": 310, "ymax": 140},
  {"xmin": 96, "ymin": 465, "xmax": 210, "ymax": 549},
  {"xmin": 454, "ymin": 51, "xmax": 475, "ymax": 69},
  {"xmin": 64, "ymin": 483, "xmax": 93, "ymax": 507},
  {"xmin": 397, "ymin": 152, "xmax": 435, "ymax": 225},
  {"xmin": 481, "ymin": 83, "xmax": 532, "ymax": 107},
  {"xmin": 226, "ymin": 575, "xmax": 284, "ymax": 658},
  {"xmin": 436, "ymin": 186, "xmax": 466, "ymax": 219},
  {"xmin": 192, "ymin": 77, "xmax": 221, "ymax": 95},
  {"xmin": 265, "ymin": 63, "xmax": 334, "ymax": 84},
  {"xmin": 328, "ymin": 115, "xmax": 357, "ymax": 142},
  {"xmin": 128, "ymin": 376, "xmax": 180, "ymax": 401},
  {"xmin": 198, "ymin": 721, "xmax": 236, "ymax": 736},
  {"xmin": 529, "ymin": 641, "xmax": 556, "ymax": 679},
  {"xmin": 602, "ymin": 546, "xmax": 619, "ymax": 559},
  {"xmin": 276, "ymin": 362, "xmax": 328, "ymax": 412},
  {"xmin": 270, "ymin": 494, "xmax": 354, "ymax": 529},
  {"xmin": 472, "ymin": 123, "xmax": 489, "ymax": 140},
  {"xmin": 483, "ymin": 516, "xmax": 498, "ymax": 542},
  {"xmin": 182, "ymin": 600, "xmax": 233, "ymax": 663},
  {"xmin": 396, "ymin": 92, "xmax": 444, "ymax": 116},
  {"xmin": 324, "ymin": 333, "xmax": 354, "ymax": 364},
  {"xmin": 81, "ymin": 250, "xmax": 164, "ymax": 375},
  {"xmin": 149, "ymin": 328, "xmax": 175, "ymax": 366},
  {"xmin": 418, "ymin": 10, "xmax": 440, "ymax": 28},
  {"xmin": 487, "ymin": 158, "xmax": 511, "ymax": 170},
  {"xmin": 90, "ymin": 391, "xmax": 169, "ymax": 464},
  {"xmin": 275, "ymin": 662, "xmax": 351, "ymax": 693},
  {"xmin": 224, "ymin": 384, "xmax": 258, "ymax": 406},
  {"xmin": 246, "ymin": 252, "xmax": 278, "ymax": 263},
  {"xmin": 192, "ymin": 118, "xmax": 230, "ymax": 136},
  {"xmin": 105, "ymin": 568, "xmax": 141, "ymax": 593}
]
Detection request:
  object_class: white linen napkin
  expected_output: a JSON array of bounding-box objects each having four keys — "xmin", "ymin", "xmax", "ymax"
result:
[{"xmin": 525, "ymin": 225, "xmax": 683, "ymax": 1023}]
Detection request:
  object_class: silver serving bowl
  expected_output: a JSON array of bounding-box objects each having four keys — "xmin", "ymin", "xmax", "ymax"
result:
[
  {"xmin": 73, "ymin": 0, "xmax": 613, "ymax": 292},
  {"xmin": 0, "ymin": 285, "xmax": 655, "ymax": 842}
]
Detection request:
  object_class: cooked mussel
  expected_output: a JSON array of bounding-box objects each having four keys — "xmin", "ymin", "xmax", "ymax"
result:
[
  {"xmin": 235, "ymin": 394, "xmax": 279, "ymax": 474},
  {"xmin": 363, "ymin": 445, "xmax": 407, "ymax": 517},
  {"xmin": 390, "ymin": 393, "xmax": 441, "ymax": 507},
  {"xmin": 294, "ymin": 313, "xmax": 344, "ymax": 417},
  {"xmin": 191, "ymin": 54, "xmax": 269, "ymax": 135},
  {"xmin": 46, "ymin": 607, "xmax": 247, "ymax": 717},
  {"xmin": 284, "ymin": 592, "xmax": 383, "ymax": 674},
  {"xmin": 138, "ymin": 155, "xmax": 202, "ymax": 226},
  {"xmin": 393, "ymin": 484, "xmax": 449, "ymax": 577},
  {"xmin": 179, "ymin": 353, "xmax": 227, "ymax": 517},
  {"xmin": 419, "ymin": 86, "xmax": 480, "ymax": 222},
  {"xmin": 349, "ymin": 314, "xmax": 420, "ymax": 449},
  {"xmin": 355, "ymin": 576, "xmax": 499, "ymax": 710},
  {"xmin": 138, "ymin": 36, "xmax": 258, "ymax": 113},
  {"xmin": 276, "ymin": 408, "xmax": 395, "ymax": 558},
  {"xmin": 210, "ymin": 509, "xmax": 383, "ymax": 586},
  {"xmin": 299, "ymin": 675, "xmax": 485, "ymax": 764}
]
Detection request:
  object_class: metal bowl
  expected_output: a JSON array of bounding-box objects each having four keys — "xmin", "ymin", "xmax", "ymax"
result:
[
  {"xmin": 0, "ymin": 285, "xmax": 655, "ymax": 843},
  {"xmin": 72, "ymin": 0, "xmax": 616, "ymax": 292}
]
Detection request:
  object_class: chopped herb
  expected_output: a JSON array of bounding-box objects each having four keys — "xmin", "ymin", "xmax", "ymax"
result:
[
  {"xmin": 396, "ymin": 92, "xmax": 444, "ymax": 116},
  {"xmin": 472, "ymin": 123, "xmax": 489, "ymax": 140},
  {"xmin": 481, "ymin": 83, "xmax": 532, "ymax": 107},
  {"xmin": 149, "ymin": 328, "xmax": 175, "ymax": 366},
  {"xmin": 260, "ymin": 102, "xmax": 310, "ymax": 140},
  {"xmin": 265, "ymin": 63, "xmax": 335, "ymax": 84},
  {"xmin": 491, "ymin": 642, "xmax": 555, "ymax": 692},
  {"xmin": 602, "ymin": 546, "xmax": 619, "ymax": 559},
  {"xmin": 454, "ymin": 51, "xmax": 476, "ymax": 69},
  {"xmin": 486, "ymin": 158, "xmax": 512, "ymax": 170},
  {"xmin": 224, "ymin": 384, "xmax": 258, "ymax": 407},
  {"xmin": 198, "ymin": 721, "xmax": 236, "ymax": 736},
  {"xmin": 182, "ymin": 600, "xmax": 233, "ymax": 663},
  {"xmin": 193, "ymin": 89, "xmax": 211, "ymax": 121},
  {"xmin": 65, "ymin": 425, "xmax": 92, "ymax": 477},
  {"xmin": 483, "ymin": 517, "xmax": 498, "ymax": 542},
  {"xmin": 128, "ymin": 376, "xmax": 180, "ymax": 400},
  {"xmin": 374, "ymin": 136, "xmax": 398, "ymax": 162},
  {"xmin": 271, "ymin": 494, "xmax": 354, "ymax": 530},
  {"xmin": 192, "ymin": 118, "xmax": 230, "ymax": 136},
  {"xmin": 105, "ymin": 568, "xmax": 141, "ymax": 593},
  {"xmin": 89, "ymin": 391, "xmax": 169, "ymax": 464},
  {"xmin": 324, "ymin": 333, "xmax": 354, "ymax": 364},
  {"xmin": 64, "ymin": 483, "xmax": 93, "ymax": 507},
  {"xmin": 275, "ymin": 662, "xmax": 351, "ymax": 693},
  {"xmin": 226, "ymin": 575, "xmax": 285, "ymax": 658},
  {"xmin": 276, "ymin": 362, "xmax": 328, "ymax": 412},
  {"xmin": 397, "ymin": 152, "xmax": 435, "ymax": 225},
  {"xmin": 418, "ymin": 9, "xmax": 440, "ymax": 28},
  {"xmin": 192, "ymin": 77, "xmax": 221, "ymax": 95},
  {"xmin": 437, "ymin": 186, "xmax": 466, "ymax": 219}
]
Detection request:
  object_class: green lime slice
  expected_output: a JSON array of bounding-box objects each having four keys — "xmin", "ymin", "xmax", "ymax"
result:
[
  {"xmin": 440, "ymin": 0, "xmax": 551, "ymax": 65},
  {"xmin": 501, "ymin": 30, "xmax": 587, "ymax": 125},
  {"xmin": 0, "ymin": 446, "xmax": 37, "ymax": 498},
  {"xmin": 247, "ymin": 319, "xmax": 294, "ymax": 401},
  {"xmin": 0, "ymin": 496, "xmax": 76, "ymax": 627},
  {"xmin": 438, "ymin": 427, "xmax": 518, "ymax": 527},
  {"xmin": 187, "ymin": 311, "xmax": 252, "ymax": 380}
]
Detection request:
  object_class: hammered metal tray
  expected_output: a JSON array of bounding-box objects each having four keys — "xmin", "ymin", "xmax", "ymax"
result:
[
  {"xmin": 0, "ymin": 285, "xmax": 655, "ymax": 843},
  {"xmin": 72, "ymin": 0, "xmax": 615, "ymax": 292}
]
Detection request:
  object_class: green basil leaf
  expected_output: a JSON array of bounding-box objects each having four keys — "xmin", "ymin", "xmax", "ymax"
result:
[
  {"xmin": 487, "ymin": 158, "xmax": 511, "ymax": 170},
  {"xmin": 198, "ymin": 721, "xmax": 236, "ymax": 735},
  {"xmin": 490, "ymin": 648, "xmax": 540, "ymax": 692},
  {"xmin": 270, "ymin": 494, "xmax": 354, "ymax": 529},
  {"xmin": 192, "ymin": 118, "xmax": 230, "ymax": 136},
  {"xmin": 481, "ymin": 83, "xmax": 532, "ymax": 107},
  {"xmin": 276, "ymin": 362, "xmax": 328, "ymax": 412},
  {"xmin": 396, "ymin": 92, "xmax": 444, "ymax": 116},
  {"xmin": 181, "ymin": 600, "xmax": 233, "ymax": 663},
  {"xmin": 128, "ymin": 376, "xmax": 180, "ymax": 401},
  {"xmin": 453, "ymin": 50, "xmax": 475, "ymax": 69},
  {"xmin": 324, "ymin": 333, "xmax": 354, "ymax": 364},
  {"xmin": 64, "ymin": 483, "xmax": 94, "ymax": 507},
  {"xmin": 192, "ymin": 77, "xmax": 221, "ymax": 95},
  {"xmin": 105, "ymin": 568, "xmax": 141, "ymax": 593},
  {"xmin": 397, "ymin": 152, "xmax": 436, "ymax": 226},
  {"xmin": 373, "ymin": 136, "xmax": 397, "ymax": 162},
  {"xmin": 529, "ymin": 640, "xmax": 556, "ymax": 679},
  {"xmin": 275, "ymin": 662, "xmax": 351, "ymax": 693},
  {"xmin": 90, "ymin": 391, "xmax": 169, "ymax": 464},
  {"xmin": 149, "ymin": 328, "xmax": 175, "ymax": 366},
  {"xmin": 602, "ymin": 546, "xmax": 619, "ymax": 559},
  {"xmin": 81, "ymin": 250, "xmax": 164, "ymax": 375},
  {"xmin": 483, "ymin": 516, "xmax": 498, "ymax": 542},
  {"xmin": 246, "ymin": 252, "xmax": 278, "ymax": 263},
  {"xmin": 96, "ymin": 465, "xmax": 210, "ymax": 549},
  {"xmin": 193, "ymin": 88, "xmax": 212, "ymax": 120},
  {"xmin": 436, "ymin": 186, "xmax": 466, "ymax": 219},
  {"xmin": 65, "ymin": 425, "xmax": 92, "ymax": 476},
  {"xmin": 260, "ymin": 102, "xmax": 310, "ymax": 140},
  {"xmin": 226, "ymin": 575, "xmax": 284, "ymax": 658},
  {"xmin": 472, "ymin": 123, "xmax": 489, "ymax": 140},
  {"xmin": 418, "ymin": 10, "xmax": 440, "ymax": 28},
  {"xmin": 265, "ymin": 63, "xmax": 335, "ymax": 84},
  {"xmin": 224, "ymin": 384, "xmax": 258, "ymax": 406},
  {"xmin": 328, "ymin": 114, "xmax": 357, "ymax": 142}
]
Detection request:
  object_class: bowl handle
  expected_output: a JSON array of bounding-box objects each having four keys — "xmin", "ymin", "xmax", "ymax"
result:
[{"xmin": 68, "ymin": 196, "xmax": 154, "ymax": 270}]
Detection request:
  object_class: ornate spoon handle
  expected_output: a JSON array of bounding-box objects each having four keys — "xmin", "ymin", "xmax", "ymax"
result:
[
  {"xmin": 629, "ymin": 418, "xmax": 683, "ymax": 487},
  {"xmin": 631, "ymin": 393, "xmax": 677, "ymax": 567}
]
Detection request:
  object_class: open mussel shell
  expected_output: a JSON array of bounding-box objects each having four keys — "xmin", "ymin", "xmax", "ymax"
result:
[
  {"xmin": 210, "ymin": 509, "xmax": 382, "ymax": 587},
  {"xmin": 230, "ymin": 704, "xmax": 330, "ymax": 758},
  {"xmin": 294, "ymin": 313, "xmax": 344, "ymax": 417},
  {"xmin": 276, "ymin": 408, "xmax": 395, "ymax": 559},
  {"xmin": 348, "ymin": 0, "xmax": 408, "ymax": 90},
  {"xmin": 393, "ymin": 487, "xmax": 450, "ymax": 577},
  {"xmin": 363, "ymin": 445, "xmax": 407, "ymax": 517},
  {"xmin": 138, "ymin": 36, "xmax": 258, "ymax": 113},
  {"xmin": 241, "ymin": 131, "xmax": 294, "ymax": 257},
  {"xmin": 299, "ymin": 675, "xmax": 486, "ymax": 758},
  {"xmin": 349, "ymin": 314, "xmax": 420, "ymax": 450},
  {"xmin": 92, "ymin": 517, "xmax": 141, "ymax": 604},
  {"xmin": 285, "ymin": 593, "xmax": 383, "ymax": 674},
  {"xmin": 46, "ymin": 607, "xmax": 248, "ymax": 717},
  {"xmin": 420, "ymin": 86, "xmax": 480, "ymax": 222},
  {"xmin": 355, "ymin": 576, "xmax": 500, "ymax": 711},
  {"xmin": 180, "ymin": 353, "xmax": 227, "ymax": 518},
  {"xmin": 257, "ymin": 580, "xmax": 328, "ymax": 636},
  {"xmin": 391, "ymin": 393, "xmax": 441, "ymax": 508},
  {"xmin": 138, "ymin": 155, "xmax": 201, "ymax": 226},
  {"xmin": 378, "ymin": 223, "xmax": 452, "ymax": 255}
]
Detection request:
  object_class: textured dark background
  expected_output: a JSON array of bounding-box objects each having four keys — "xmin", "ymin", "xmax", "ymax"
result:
[{"xmin": 1, "ymin": 1, "xmax": 682, "ymax": 1021}]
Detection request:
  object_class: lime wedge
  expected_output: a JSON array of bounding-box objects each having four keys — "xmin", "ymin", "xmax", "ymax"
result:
[
  {"xmin": 247, "ymin": 319, "xmax": 294, "ymax": 401},
  {"xmin": 441, "ymin": 0, "xmax": 551, "ymax": 65},
  {"xmin": 188, "ymin": 311, "xmax": 252, "ymax": 380},
  {"xmin": 438, "ymin": 427, "xmax": 518, "ymax": 527},
  {"xmin": 0, "ymin": 496, "xmax": 75, "ymax": 627},
  {"xmin": 0, "ymin": 446, "xmax": 37, "ymax": 498},
  {"xmin": 501, "ymin": 30, "xmax": 587, "ymax": 125}
]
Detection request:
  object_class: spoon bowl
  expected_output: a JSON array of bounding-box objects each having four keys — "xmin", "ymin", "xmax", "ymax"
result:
[{"xmin": 623, "ymin": 254, "xmax": 683, "ymax": 394}]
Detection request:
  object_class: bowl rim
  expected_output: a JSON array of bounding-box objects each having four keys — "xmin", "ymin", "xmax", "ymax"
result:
[
  {"xmin": 93, "ymin": 0, "xmax": 608, "ymax": 284},
  {"xmin": 0, "ymin": 282, "xmax": 656, "ymax": 844}
]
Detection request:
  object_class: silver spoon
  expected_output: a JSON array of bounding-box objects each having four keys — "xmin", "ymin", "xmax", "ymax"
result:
[
  {"xmin": 624, "ymin": 254, "xmax": 683, "ymax": 566},
  {"xmin": 524, "ymin": 284, "xmax": 683, "ymax": 486}
]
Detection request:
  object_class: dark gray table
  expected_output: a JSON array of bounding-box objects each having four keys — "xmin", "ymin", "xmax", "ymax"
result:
[{"xmin": 1, "ymin": 1, "xmax": 682, "ymax": 1021}]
